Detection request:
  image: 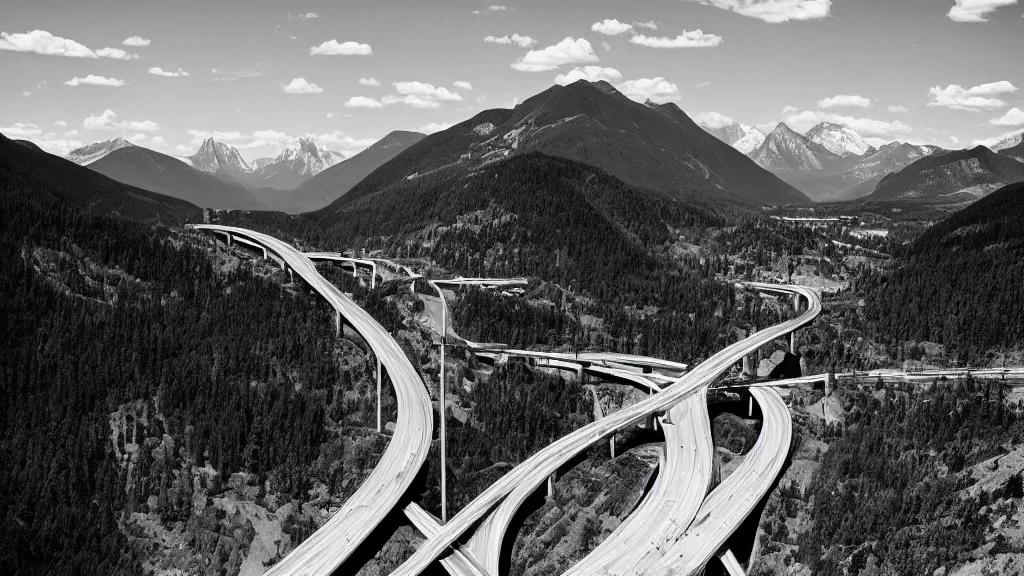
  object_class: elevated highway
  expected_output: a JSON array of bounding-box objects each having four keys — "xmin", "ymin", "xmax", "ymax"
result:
[
  {"xmin": 389, "ymin": 284, "xmax": 820, "ymax": 576},
  {"xmin": 191, "ymin": 225, "xmax": 433, "ymax": 576}
]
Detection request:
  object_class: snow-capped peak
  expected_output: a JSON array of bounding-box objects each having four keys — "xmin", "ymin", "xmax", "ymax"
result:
[
  {"xmin": 750, "ymin": 123, "xmax": 833, "ymax": 172},
  {"xmin": 732, "ymin": 127, "xmax": 766, "ymax": 155},
  {"xmin": 696, "ymin": 115, "xmax": 766, "ymax": 155},
  {"xmin": 65, "ymin": 137, "xmax": 134, "ymax": 165},
  {"xmin": 805, "ymin": 122, "xmax": 871, "ymax": 157},
  {"xmin": 987, "ymin": 130, "xmax": 1024, "ymax": 152}
]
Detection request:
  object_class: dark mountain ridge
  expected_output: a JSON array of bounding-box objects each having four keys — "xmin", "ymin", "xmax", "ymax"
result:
[
  {"xmin": 0, "ymin": 133, "xmax": 199, "ymax": 223},
  {"xmin": 331, "ymin": 80, "xmax": 807, "ymax": 208},
  {"xmin": 865, "ymin": 145, "xmax": 1024, "ymax": 205}
]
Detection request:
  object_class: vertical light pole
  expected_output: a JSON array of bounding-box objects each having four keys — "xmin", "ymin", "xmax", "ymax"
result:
[
  {"xmin": 428, "ymin": 280, "xmax": 449, "ymax": 523},
  {"xmin": 427, "ymin": 277, "xmax": 528, "ymax": 524}
]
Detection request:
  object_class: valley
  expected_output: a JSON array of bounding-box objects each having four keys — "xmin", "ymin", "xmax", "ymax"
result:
[{"xmin": 3, "ymin": 64, "xmax": 1024, "ymax": 576}]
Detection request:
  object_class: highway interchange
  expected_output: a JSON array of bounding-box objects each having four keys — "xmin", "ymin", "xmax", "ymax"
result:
[{"xmin": 190, "ymin": 225, "xmax": 1009, "ymax": 576}]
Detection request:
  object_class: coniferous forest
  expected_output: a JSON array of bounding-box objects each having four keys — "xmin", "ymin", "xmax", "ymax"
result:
[{"xmin": 0, "ymin": 187, "xmax": 345, "ymax": 575}]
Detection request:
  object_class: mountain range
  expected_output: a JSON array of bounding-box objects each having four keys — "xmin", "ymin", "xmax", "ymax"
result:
[
  {"xmin": 865, "ymin": 146, "xmax": 1024, "ymax": 206},
  {"xmin": 15, "ymin": 80, "xmax": 1024, "ymax": 214},
  {"xmin": 0, "ymin": 132, "xmax": 198, "ymax": 223},
  {"xmin": 88, "ymin": 145, "xmax": 268, "ymax": 211},
  {"xmin": 324, "ymin": 80, "xmax": 806, "ymax": 212},
  {"xmin": 59, "ymin": 133, "xmax": 406, "ymax": 212}
]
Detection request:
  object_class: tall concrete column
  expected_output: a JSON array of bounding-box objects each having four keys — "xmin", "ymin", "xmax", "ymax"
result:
[
  {"xmin": 748, "ymin": 394, "xmax": 754, "ymax": 417},
  {"xmin": 610, "ymin": 434, "xmax": 616, "ymax": 458},
  {"xmin": 335, "ymin": 309, "xmax": 342, "ymax": 337},
  {"xmin": 376, "ymin": 357, "xmax": 383, "ymax": 433},
  {"xmin": 547, "ymin": 473, "xmax": 556, "ymax": 497},
  {"xmin": 790, "ymin": 331, "xmax": 796, "ymax": 355}
]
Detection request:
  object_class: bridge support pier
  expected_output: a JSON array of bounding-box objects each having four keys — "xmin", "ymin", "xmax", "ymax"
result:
[
  {"xmin": 749, "ymin": 394, "xmax": 754, "ymax": 418},
  {"xmin": 610, "ymin": 434, "xmax": 616, "ymax": 459},
  {"xmin": 376, "ymin": 358, "xmax": 383, "ymax": 433},
  {"xmin": 547, "ymin": 473, "xmax": 556, "ymax": 497},
  {"xmin": 825, "ymin": 372, "xmax": 833, "ymax": 396},
  {"xmin": 335, "ymin": 310, "xmax": 342, "ymax": 337},
  {"xmin": 790, "ymin": 331, "xmax": 796, "ymax": 355}
]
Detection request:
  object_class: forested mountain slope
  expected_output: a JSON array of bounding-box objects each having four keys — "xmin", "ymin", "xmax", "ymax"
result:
[
  {"xmin": 859, "ymin": 181, "xmax": 1024, "ymax": 362},
  {"xmin": 0, "ymin": 181, "xmax": 375, "ymax": 574}
]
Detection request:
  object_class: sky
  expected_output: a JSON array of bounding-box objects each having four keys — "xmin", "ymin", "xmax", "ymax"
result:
[{"xmin": 2, "ymin": 0, "xmax": 1024, "ymax": 160}]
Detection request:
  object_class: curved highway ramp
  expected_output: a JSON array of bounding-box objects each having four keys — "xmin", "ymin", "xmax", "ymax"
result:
[{"xmin": 191, "ymin": 225, "xmax": 433, "ymax": 576}]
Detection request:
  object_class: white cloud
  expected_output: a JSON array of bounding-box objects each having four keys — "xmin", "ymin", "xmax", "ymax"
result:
[
  {"xmin": 282, "ymin": 78, "xmax": 323, "ymax": 94},
  {"xmin": 696, "ymin": 0, "xmax": 832, "ymax": 23},
  {"xmin": 392, "ymin": 81, "xmax": 463, "ymax": 103},
  {"xmin": 65, "ymin": 129, "xmax": 78, "ymax": 136},
  {"xmin": 888, "ymin": 105, "xmax": 909, "ymax": 113},
  {"xmin": 65, "ymin": 75, "xmax": 125, "ymax": 87},
  {"xmin": 54, "ymin": 120, "xmax": 67, "ymax": 128},
  {"xmin": 947, "ymin": 0, "xmax": 1018, "ymax": 22},
  {"xmin": 591, "ymin": 19, "xmax": 634, "ymax": 35},
  {"xmin": 927, "ymin": 81, "xmax": 1017, "ymax": 111},
  {"xmin": 4, "ymin": 123, "xmax": 85, "ymax": 155},
  {"xmin": 489, "ymin": 5, "xmax": 508, "ymax": 10},
  {"xmin": 96, "ymin": 47, "xmax": 138, "ymax": 60},
  {"xmin": 148, "ymin": 67, "xmax": 190, "ymax": 77},
  {"xmin": 1, "ymin": 122, "xmax": 43, "ymax": 138},
  {"xmin": 300, "ymin": 12, "xmax": 319, "ymax": 20},
  {"xmin": 484, "ymin": 34, "xmax": 537, "ymax": 47},
  {"xmin": 381, "ymin": 94, "xmax": 441, "ymax": 109},
  {"xmin": 126, "ymin": 133, "xmax": 148, "ymax": 144},
  {"xmin": 0, "ymin": 30, "xmax": 98, "ymax": 58},
  {"xmin": 359, "ymin": 77, "xmax": 382, "ymax": 86},
  {"xmin": 695, "ymin": 111, "xmax": 737, "ymax": 129},
  {"xmin": 554, "ymin": 66, "xmax": 622, "ymax": 85},
  {"xmin": 991, "ymin": 107, "xmax": 1024, "ymax": 126},
  {"xmin": 175, "ymin": 144, "xmax": 192, "ymax": 153},
  {"xmin": 629, "ymin": 30, "xmax": 723, "ymax": 48},
  {"xmin": 150, "ymin": 136, "xmax": 167, "ymax": 148},
  {"xmin": 782, "ymin": 109, "xmax": 912, "ymax": 137},
  {"xmin": 310, "ymin": 39, "xmax": 372, "ymax": 56},
  {"xmin": 122, "ymin": 36, "xmax": 151, "ymax": 47},
  {"xmin": 616, "ymin": 77, "xmax": 680, "ymax": 103},
  {"xmin": 601, "ymin": 41, "xmax": 612, "ymax": 51},
  {"xmin": 326, "ymin": 113, "xmax": 335, "ymax": 118},
  {"xmin": 635, "ymin": 21, "xmax": 659, "ymax": 29},
  {"xmin": 84, "ymin": 109, "xmax": 161, "ymax": 132},
  {"xmin": 697, "ymin": 81, "xmax": 712, "ymax": 88},
  {"xmin": 511, "ymin": 37, "xmax": 598, "ymax": 72},
  {"xmin": 420, "ymin": 122, "xmax": 454, "ymax": 134},
  {"xmin": 818, "ymin": 94, "xmax": 873, "ymax": 108},
  {"xmin": 22, "ymin": 90, "xmax": 32, "ymax": 97},
  {"xmin": 345, "ymin": 96, "xmax": 384, "ymax": 108},
  {"xmin": 781, "ymin": 105, "xmax": 799, "ymax": 115},
  {"xmin": 454, "ymin": 80, "xmax": 474, "ymax": 91}
]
